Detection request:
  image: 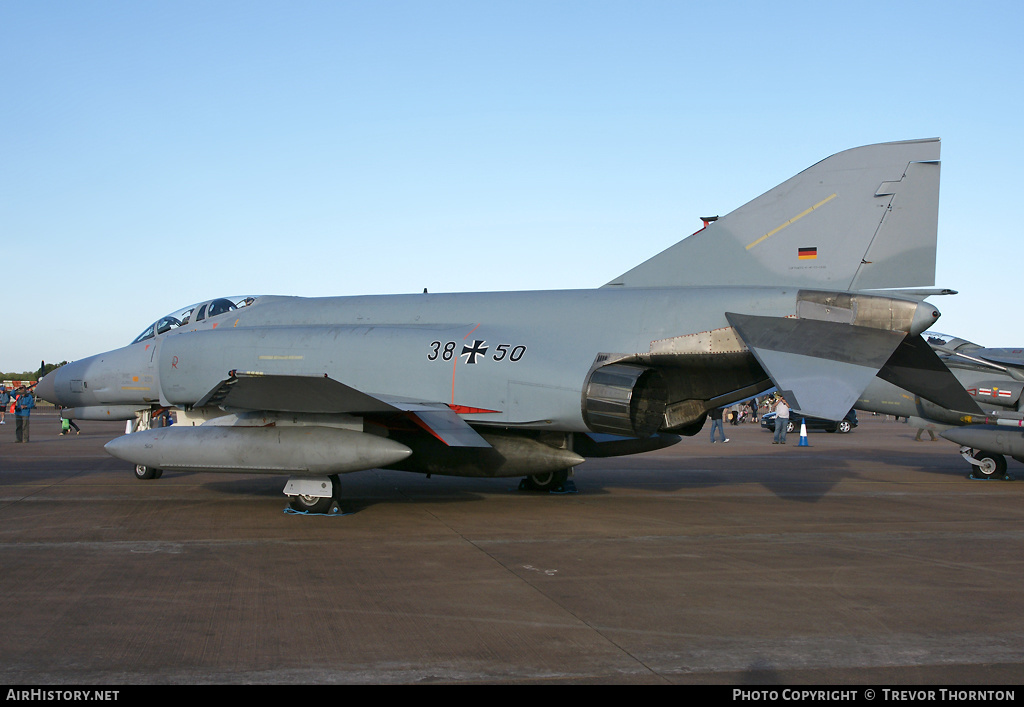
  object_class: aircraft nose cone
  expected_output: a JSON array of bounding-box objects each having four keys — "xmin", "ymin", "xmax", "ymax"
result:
[{"xmin": 35, "ymin": 371, "xmax": 57, "ymax": 405}]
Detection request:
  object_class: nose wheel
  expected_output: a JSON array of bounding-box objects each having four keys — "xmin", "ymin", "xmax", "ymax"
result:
[
  {"xmin": 972, "ymin": 453, "xmax": 1008, "ymax": 479},
  {"xmin": 961, "ymin": 447, "xmax": 1010, "ymax": 480}
]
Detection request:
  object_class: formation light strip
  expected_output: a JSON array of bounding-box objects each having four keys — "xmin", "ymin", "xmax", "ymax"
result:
[{"xmin": 746, "ymin": 193, "xmax": 837, "ymax": 250}]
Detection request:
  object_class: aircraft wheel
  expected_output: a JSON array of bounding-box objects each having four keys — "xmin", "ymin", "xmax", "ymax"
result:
[
  {"xmin": 134, "ymin": 464, "xmax": 162, "ymax": 480},
  {"xmin": 974, "ymin": 453, "xmax": 1008, "ymax": 479},
  {"xmin": 288, "ymin": 494, "xmax": 334, "ymax": 514},
  {"xmin": 287, "ymin": 475, "xmax": 340, "ymax": 514},
  {"xmin": 520, "ymin": 469, "xmax": 569, "ymax": 492}
]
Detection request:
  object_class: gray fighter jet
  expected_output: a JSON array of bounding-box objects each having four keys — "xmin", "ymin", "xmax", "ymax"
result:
[
  {"xmin": 858, "ymin": 333, "xmax": 1024, "ymax": 478},
  {"xmin": 37, "ymin": 138, "xmax": 972, "ymax": 512}
]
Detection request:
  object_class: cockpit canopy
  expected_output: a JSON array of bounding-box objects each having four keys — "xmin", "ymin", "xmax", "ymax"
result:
[
  {"xmin": 131, "ymin": 296, "xmax": 258, "ymax": 345},
  {"xmin": 923, "ymin": 331, "xmax": 981, "ymax": 353}
]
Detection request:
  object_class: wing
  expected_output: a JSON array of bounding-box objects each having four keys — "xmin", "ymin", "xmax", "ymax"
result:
[{"xmin": 196, "ymin": 372, "xmax": 492, "ymax": 448}]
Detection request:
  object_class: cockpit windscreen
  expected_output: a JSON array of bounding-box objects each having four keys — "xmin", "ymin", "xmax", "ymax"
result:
[
  {"xmin": 131, "ymin": 296, "xmax": 258, "ymax": 344},
  {"xmin": 923, "ymin": 331, "xmax": 980, "ymax": 352}
]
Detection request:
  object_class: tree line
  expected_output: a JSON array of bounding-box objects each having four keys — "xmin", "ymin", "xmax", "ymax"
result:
[{"xmin": 1, "ymin": 361, "xmax": 68, "ymax": 382}]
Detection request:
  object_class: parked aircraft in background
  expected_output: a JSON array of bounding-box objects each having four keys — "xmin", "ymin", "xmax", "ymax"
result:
[
  {"xmin": 857, "ymin": 333, "xmax": 1024, "ymax": 478},
  {"xmin": 762, "ymin": 409, "xmax": 859, "ymax": 434},
  {"xmin": 36, "ymin": 138, "xmax": 974, "ymax": 512}
]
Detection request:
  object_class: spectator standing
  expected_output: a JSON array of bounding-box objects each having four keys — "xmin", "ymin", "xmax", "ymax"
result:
[
  {"xmin": 14, "ymin": 385, "xmax": 35, "ymax": 443},
  {"xmin": 772, "ymin": 396, "xmax": 790, "ymax": 445}
]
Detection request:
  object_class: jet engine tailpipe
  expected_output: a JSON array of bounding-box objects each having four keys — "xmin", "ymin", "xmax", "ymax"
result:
[{"xmin": 582, "ymin": 364, "xmax": 667, "ymax": 437}]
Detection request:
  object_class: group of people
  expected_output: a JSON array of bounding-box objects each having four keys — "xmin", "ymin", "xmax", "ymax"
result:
[
  {"xmin": 709, "ymin": 398, "xmax": 763, "ymax": 442},
  {"xmin": 709, "ymin": 395, "xmax": 791, "ymax": 444},
  {"xmin": 1, "ymin": 385, "xmax": 36, "ymax": 443},
  {"xmin": 0, "ymin": 385, "xmax": 82, "ymax": 443}
]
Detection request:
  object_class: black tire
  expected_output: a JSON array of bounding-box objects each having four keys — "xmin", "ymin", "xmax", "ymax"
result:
[
  {"xmin": 974, "ymin": 453, "xmax": 1008, "ymax": 479},
  {"xmin": 786, "ymin": 421, "xmax": 795, "ymax": 434},
  {"xmin": 836, "ymin": 420, "xmax": 852, "ymax": 434},
  {"xmin": 288, "ymin": 475, "xmax": 341, "ymax": 513},
  {"xmin": 520, "ymin": 469, "xmax": 569, "ymax": 492},
  {"xmin": 134, "ymin": 464, "xmax": 162, "ymax": 480},
  {"xmin": 288, "ymin": 494, "xmax": 334, "ymax": 514}
]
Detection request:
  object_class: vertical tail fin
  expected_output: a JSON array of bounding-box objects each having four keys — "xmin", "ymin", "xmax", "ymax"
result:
[{"xmin": 604, "ymin": 138, "xmax": 940, "ymax": 290}]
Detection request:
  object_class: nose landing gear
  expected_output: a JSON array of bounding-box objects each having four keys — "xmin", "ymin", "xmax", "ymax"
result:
[{"xmin": 961, "ymin": 447, "xmax": 1010, "ymax": 480}]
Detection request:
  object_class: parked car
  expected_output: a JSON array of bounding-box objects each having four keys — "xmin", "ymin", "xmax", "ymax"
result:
[{"xmin": 761, "ymin": 409, "xmax": 858, "ymax": 434}]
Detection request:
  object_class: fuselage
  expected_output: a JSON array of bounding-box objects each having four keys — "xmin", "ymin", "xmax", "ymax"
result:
[{"xmin": 40, "ymin": 286, "xmax": 812, "ymax": 432}]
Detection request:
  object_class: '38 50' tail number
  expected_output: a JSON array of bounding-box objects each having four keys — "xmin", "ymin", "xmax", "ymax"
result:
[{"xmin": 428, "ymin": 340, "xmax": 526, "ymax": 365}]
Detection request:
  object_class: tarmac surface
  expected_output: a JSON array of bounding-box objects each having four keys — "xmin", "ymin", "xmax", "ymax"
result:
[{"xmin": 1, "ymin": 412, "xmax": 1022, "ymax": 685}]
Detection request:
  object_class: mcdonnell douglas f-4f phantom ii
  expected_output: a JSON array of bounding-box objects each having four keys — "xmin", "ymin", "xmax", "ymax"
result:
[{"xmin": 37, "ymin": 138, "xmax": 977, "ymax": 513}]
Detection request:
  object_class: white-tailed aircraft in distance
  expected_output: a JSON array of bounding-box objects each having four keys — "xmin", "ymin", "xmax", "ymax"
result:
[{"xmin": 36, "ymin": 138, "xmax": 979, "ymax": 513}]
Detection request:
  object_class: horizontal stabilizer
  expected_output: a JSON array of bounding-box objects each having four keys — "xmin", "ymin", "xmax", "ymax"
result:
[
  {"xmin": 877, "ymin": 335, "xmax": 983, "ymax": 414},
  {"xmin": 727, "ymin": 313, "xmax": 906, "ymax": 420}
]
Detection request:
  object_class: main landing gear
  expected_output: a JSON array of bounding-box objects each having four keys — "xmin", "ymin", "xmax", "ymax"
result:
[
  {"xmin": 284, "ymin": 475, "xmax": 343, "ymax": 514},
  {"xmin": 134, "ymin": 464, "xmax": 163, "ymax": 480},
  {"xmin": 960, "ymin": 446, "xmax": 1011, "ymax": 480},
  {"xmin": 518, "ymin": 468, "xmax": 576, "ymax": 493}
]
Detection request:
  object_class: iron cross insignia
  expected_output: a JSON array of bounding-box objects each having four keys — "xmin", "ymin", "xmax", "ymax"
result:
[{"xmin": 460, "ymin": 340, "xmax": 489, "ymax": 364}]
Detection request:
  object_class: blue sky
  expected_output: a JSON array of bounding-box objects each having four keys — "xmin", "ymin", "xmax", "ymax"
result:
[{"xmin": 2, "ymin": 1, "xmax": 1022, "ymax": 371}]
